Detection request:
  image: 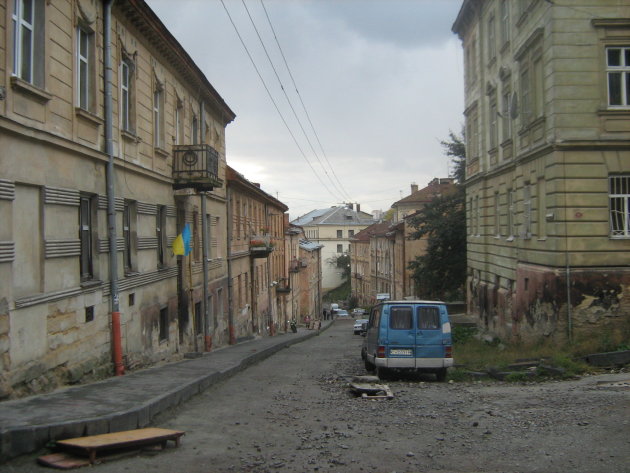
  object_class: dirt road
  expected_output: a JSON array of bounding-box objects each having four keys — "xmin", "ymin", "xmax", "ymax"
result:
[{"xmin": 6, "ymin": 319, "xmax": 630, "ymax": 472}]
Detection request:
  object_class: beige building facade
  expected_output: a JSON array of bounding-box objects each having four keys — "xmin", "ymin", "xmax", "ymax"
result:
[
  {"xmin": 226, "ymin": 166, "xmax": 288, "ymax": 340},
  {"xmin": 0, "ymin": 0, "xmax": 236, "ymax": 398},
  {"xmin": 453, "ymin": 0, "xmax": 630, "ymax": 342},
  {"xmin": 292, "ymin": 205, "xmax": 374, "ymax": 292}
]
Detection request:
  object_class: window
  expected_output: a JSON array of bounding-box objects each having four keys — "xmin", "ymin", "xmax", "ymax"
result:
[
  {"xmin": 206, "ymin": 213, "xmax": 212, "ymax": 260},
  {"xmin": 348, "ymin": 230, "xmax": 354, "ymax": 238},
  {"xmin": 489, "ymin": 91, "xmax": 498, "ymax": 150},
  {"xmin": 192, "ymin": 115, "xmax": 198, "ymax": 145},
  {"xmin": 537, "ymin": 178, "xmax": 546, "ymax": 238},
  {"xmin": 194, "ymin": 301, "xmax": 203, "ymax": 335},
  {"xmin": 120, "ymin": 54, "xmax": 135, "ymax": 132},
  {"xmin": 123, "ymin": 200, "xmax": 137, "ymax": 272},
  {"xmin": 390, "ymin": 306, "xmax": 412, "ymax": 330},
  {"xmin": 507, "ymin": 189, "xmax": 515, "ymax": 239},
  {"xmin": 85, "ymin": 306, "xmax": 94, "ymax": 323},
  {"xmin": 487, "ymin": 15, "xmax": 496, "ymax": 62},
  {"xmin": 523, "ymin": 183, "xmax": 532, "ymax": 239},
  {"xmin": 157, "ymin": 205, "xmax": 166, "ymax": 267},
  {"xmin": 77, "ymin": 26, "xmax": 95, "ymax": 111},
  {"xmin": 337, "ymin": 244, "xmax": 343, "ymax": 253},
  {"xmin": 159, "ymin": 307, "xmax": 169, "ymax": 341},
  {"xmin": 337, "ymin": 230, "xmax": 343, "ymax": 238},
  {"xmin": 153, "ymin": 80, "xmax": 165, "ymax": 148},
  {"xmin": 607, "ymin": 47, "xmax": 630, "ymax": 107},
  {"xmin": 193, "ymin": 210, "xmax": 200, "ymax": 262},
  {"xmin": 474, "ymin": 195, "xmax": 480, "ymax": 236},
  {"xmin": 12, "ymin": 0, "xmax": 44, "ymax": 87},
  {"xmin": 518, "ymin": 34, "xmax": 544, "ymax": 125},
  {"xmin": 609, "ymin": 175, "xmax": 630, "ymax": 238},
  {"xmin": 494, "ymin": 192, "xmax": 501, "ymax": 237},
  {"xmin": 175, "ymin": 98, "xmax": 184, "ymax": 144},
  {"xmin": 79, "ymin": 195, "xmax": 95, "ymax": 280},
  {"xmin": 501, "ymin": 86, "xmax": 512, "ymax": 142},
  {"xmin": 499, "ymin": 0, "xmax": 510, "ymax": 46},
  {"xmin": 417, "ymin": 307, "xmax": 440, "ymax": 330}
]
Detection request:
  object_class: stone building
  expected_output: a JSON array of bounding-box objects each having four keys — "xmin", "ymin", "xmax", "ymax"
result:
[
  {"xmin": 226, "ymin": 166, "xmax": 288, "ymax": 340},
  {"xmin": 453, "ymin": 0, "xmax": 630, "ymax": 342},
  {"xmin": 0, "ymin": 0, "xmax": 235, "ymax": 398},
  {"xmin": 391, "ymin": 178, "xmax": 457, "ymax": 299},
  {"xmin": 291, "ymin": 204, "xmax": 374, "ymax": 292}
]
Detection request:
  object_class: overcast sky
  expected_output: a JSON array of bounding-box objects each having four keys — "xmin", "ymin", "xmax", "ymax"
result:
[{"xmin": 146, "ymin": 0, "xmax": 464, "ymax": 219}]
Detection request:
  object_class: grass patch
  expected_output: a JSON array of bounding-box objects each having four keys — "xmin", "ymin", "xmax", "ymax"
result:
[{"xmin": 448, "ymin": 324, "xmax": 629, "ymax": 382}]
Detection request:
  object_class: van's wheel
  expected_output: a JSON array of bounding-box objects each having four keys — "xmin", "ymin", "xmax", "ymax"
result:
[{"xmin": 436, "ymin": 368, "xmax": 447, "ymax": 382}]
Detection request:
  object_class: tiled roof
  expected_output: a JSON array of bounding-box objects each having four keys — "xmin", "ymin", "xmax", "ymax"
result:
[{"xmin": 393, "ymin": 178, "xmax": 455, "ymax": 206}]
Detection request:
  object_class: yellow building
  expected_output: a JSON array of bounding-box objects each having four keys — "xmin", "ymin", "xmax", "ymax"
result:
[
  {"xmin": 0, "ymin": 0, "xmax": 234, "ymax": 397},
  {"xmin": 226, "ymin": 166, "xmax": 288, "ymax": 340},
  {"xmin": 453, "ymin": 0, "xmax": 630, "ymax": 341}
]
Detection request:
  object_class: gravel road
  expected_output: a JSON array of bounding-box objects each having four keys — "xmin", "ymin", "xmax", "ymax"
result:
[{"xmin": 6, "ymin": 319, "xmax": 630, "ymax": 472}]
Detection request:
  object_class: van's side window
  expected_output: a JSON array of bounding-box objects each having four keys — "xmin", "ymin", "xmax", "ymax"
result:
[
  {"xmin": 390, "ymin": 306, "xmax": 413, "ymax": 329},
  {"xmin": 417, "ymin": 307, "xmax": 440, "ymax": 329},
  {"xmin": 371, "ymin": 308, "xmax": 381, "ymax": 329}
]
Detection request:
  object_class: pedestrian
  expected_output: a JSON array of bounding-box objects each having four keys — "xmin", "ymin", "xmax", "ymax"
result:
[{"xmin": 323, "ymin": 309, "xmax": 327, "ymax": 320}]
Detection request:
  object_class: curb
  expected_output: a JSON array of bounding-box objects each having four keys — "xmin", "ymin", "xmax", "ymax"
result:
[{"xmin": 0, "ymin": 322, "xmax": 332, "ymax": 462}]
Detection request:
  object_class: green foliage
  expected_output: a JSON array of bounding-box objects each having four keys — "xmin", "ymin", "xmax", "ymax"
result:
[
  {"xmin": 452, "ymin": 325, "xmax": 477, "ymax": 344},
  {"xmin": 407, "ymin": 131, "xmax": 467, "ymax": 301},
  {"xmin": 323, "ymin": 279, "xmax": 350, "ymax": 302},
  {"xmin": 327, "ymin": 253, "xmax": 351, "ymax": 281}
]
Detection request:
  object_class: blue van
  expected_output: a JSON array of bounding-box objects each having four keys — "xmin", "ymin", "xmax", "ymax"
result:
[{"xmin": 361, "ymin": 300, "xmax": 453, "ymax": 381}]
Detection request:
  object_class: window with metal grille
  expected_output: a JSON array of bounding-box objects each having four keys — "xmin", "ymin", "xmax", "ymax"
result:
[
  {"xmin": 610, "ymin": 175, "xmax": 630, "ymax": 237},
  {"xmin": 79, "ymin": 195, "xmax": 94, "ymax": 280},
  {"xmin": 417, "ymin": 307, "xmax": 440, "ymax": 330}
]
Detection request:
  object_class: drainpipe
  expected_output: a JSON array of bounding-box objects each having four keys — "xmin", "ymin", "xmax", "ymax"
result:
[
  {"xmin": 200, "ymin": 101, "xmax": 211, "ymax": 351},
  {"xmin": 104, "ymin": 0, "xmax": 124, "ymax": 376},
  {"xmin": 226, "ymin": 187, "xmax": 236, "ymax": 344}
]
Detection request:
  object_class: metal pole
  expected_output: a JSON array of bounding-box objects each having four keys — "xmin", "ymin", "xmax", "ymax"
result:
[{"xmin": 104, "ymin": 0, "xmax": 123, "ymax": 376}]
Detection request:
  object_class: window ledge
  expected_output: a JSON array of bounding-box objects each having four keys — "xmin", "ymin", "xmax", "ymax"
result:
[
  {"xmin": 75, "ymin": 107, "xmax": 103, "ymax": 127},
  {"xmin": 124, "ymin": 271, "xmax": 140, "ymax": 277},
  {"xmin": 10, "ymin": 76, "xmax": 52, "ymax": 103},
  {"xmin": 155, "ymin": 146, "xmax": 169, "ymax": 159},
  {"xmin": 121, "ymin": 129, "xmax": 141, "ymax": 143},
  {"xmin": 598, "ymin": 108, "xmax": 630, "ymax": 117},
  {"xmin": 506, "ymin": 236, "xmax": 515, "ymax": 242},
  {"xmin": 80, "ymin": 279, "xmax": 102, "ymax": 289}
]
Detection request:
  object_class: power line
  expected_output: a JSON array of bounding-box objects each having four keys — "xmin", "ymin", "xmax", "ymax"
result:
[
  {"xmin": 220, "ymin": 0, "xmax": 342, "ymax": 201},
  {"xmin": 259, "ymin": 0, "xmax": 353, "ymax": 202},
  {"xmin": 241, "ymin": 0, "xmax": 349, "ymax": 203}
]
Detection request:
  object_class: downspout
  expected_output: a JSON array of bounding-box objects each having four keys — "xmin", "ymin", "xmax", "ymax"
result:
[
  {"xmin": 200, "ymin": 101, "xmax": 211, "ymax": 351},
  {"xmin": 226, "ymin": 187, "xmax": 236, "ymax": 344},
  {"xmin": 265, "ymin": 205, "xmax": 274, "ymax": 335},
  {"xmin": 104, "ymin": 0, "xmax": 124, "ymax": 376}
]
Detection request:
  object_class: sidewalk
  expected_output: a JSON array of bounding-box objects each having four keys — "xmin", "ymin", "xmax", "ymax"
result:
[{"xmin": 0, "ymin": 322, "xmax": 332, "ymax": 461}]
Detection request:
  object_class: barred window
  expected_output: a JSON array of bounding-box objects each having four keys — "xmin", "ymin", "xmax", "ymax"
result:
[
  {"xmin": 390, "ymin": 307, "xmax": 412, "ymax": 330},
  {"xmin": 610, "ymin": 175, "xmax": 630, "ymax": 238}
]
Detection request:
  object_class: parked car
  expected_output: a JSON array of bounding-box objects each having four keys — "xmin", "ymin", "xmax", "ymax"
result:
[
  {"xmin": 353, "ymin": 318, "xmax": 369, "ymax": 335},
  {"xmin": 361, "ymin": 300, "xmax": 453, "ymax": 381},
  {"xmin": 336, "ymin": 309, "xmax": 349, "ymax": 317},
  {"xmin": 351, "ymin": 308, "xmax": 366, "ymax": 316}
]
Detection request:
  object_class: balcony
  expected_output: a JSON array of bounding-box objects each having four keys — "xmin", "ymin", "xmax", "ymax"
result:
[
  {"xmin": 173, "ymin": 144, "xmax": 223, "ymax": 191},
  {"xmin": 289, "ymin": 258, "xmax": 300, "ymax": 273},
  {"xmin": 275, "ymin": 278, "xmax": 291, "ymax": 293},
  {"xmin": 250, "ymin": 235, "xmax": 273, "ymax": 258}
]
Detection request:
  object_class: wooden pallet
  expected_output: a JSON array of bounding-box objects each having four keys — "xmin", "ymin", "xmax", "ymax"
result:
[
  {"xmin": 52, "ymin": 428, "xmax": 185, "ymax": 465},
  {"xmin": 350, "ymin": 382, "xmax": 394, "ymax": 400}
]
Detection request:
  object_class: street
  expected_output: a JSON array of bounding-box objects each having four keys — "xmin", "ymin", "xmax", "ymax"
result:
[{"xmin": 6, "ymin": 318, "xmax": 630, "ymax": 473}]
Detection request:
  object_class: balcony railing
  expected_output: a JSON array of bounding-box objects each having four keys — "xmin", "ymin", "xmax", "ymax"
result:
[
  {"xmin": 275, "ymin": 278, "xmax": 291, "ymax": 293},
  {"xmin": 250, "ymin": 235, "xmax": 273, "ymax": 258},
  {"xmin": 173, "ymin": 144, "xmax": 223, "ymax": 191}
]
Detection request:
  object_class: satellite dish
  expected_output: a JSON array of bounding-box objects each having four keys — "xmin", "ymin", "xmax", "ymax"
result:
[{"xmin": 510, "ymin": 92, "xmax": 519, "ymax": 119}]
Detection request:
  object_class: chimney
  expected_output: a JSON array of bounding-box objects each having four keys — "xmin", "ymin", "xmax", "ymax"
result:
[
  {"xmin": 356, "ymin": 203, "xmax": 361, "ymax": 213},
  {"xmin": 411, "ymin": 182, "xmax": 418, "ymax": 194},
  {"xmin": 348, "ymin": 202, "xmax": 354, "ymax": 210}
]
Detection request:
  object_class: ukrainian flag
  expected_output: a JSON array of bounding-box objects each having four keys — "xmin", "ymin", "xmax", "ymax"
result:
[{"xmin": 172, "ymin": 223, "xmax": 192, "ymax": 256}]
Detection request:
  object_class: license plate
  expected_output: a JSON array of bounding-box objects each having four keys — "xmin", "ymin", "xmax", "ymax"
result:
[{"xmin": 390, "ymin": 349, "xmax": 412, "ymax": 356}]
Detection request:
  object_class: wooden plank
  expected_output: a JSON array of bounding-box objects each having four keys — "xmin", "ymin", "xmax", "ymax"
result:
[
  {"xmin": 56, "ymin": 428, "xmax": 185, "ymax": 464},
  {"xmin": 37, "ymin": 452, "xmax": 91, "ymax": 469}
]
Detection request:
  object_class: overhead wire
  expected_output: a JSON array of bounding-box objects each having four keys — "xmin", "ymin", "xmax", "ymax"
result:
[
  {"xmin": 241, "ymin": 0, "xmax": 349, "ymax": 203},
  {"xmin": 259, "ymin": 0, "xmax": 353, "ymax": 203},
  {"xmin": 220, "ymin": 0, "xmax": 343, "ymax": 202}
]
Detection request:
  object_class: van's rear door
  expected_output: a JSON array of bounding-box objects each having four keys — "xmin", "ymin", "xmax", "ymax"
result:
[
  {"xmin": 414, "ymin": 305, "xmax": 444, "ymax": 364},
  {"xmin": 387, "ymin": 305, "xmax": 415, "ymax": 366}
]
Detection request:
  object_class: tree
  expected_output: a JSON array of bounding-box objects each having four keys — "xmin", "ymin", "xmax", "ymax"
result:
[
  {"xmin": 407, "ymin": 130, "xmax": 466, "ymax": 301},
  {"xmin": 327, "ymin": 253, "xmax": 351, "ymax": 281}
]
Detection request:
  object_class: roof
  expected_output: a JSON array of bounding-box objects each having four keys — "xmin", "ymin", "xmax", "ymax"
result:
[
  {"xmin": 299, "ymin": 239, "xmax": 323, "ymax": 251},
  {"xmin": 291, "ymin": 206, "xmax": 375, "ymax": 226},
  {"xmin": 392, "ymin": 178, "xmax": 456, "ymax": 207},
  {"xmin": 226, "ymin": 165, "xmax": 288, "ymax": 211}
]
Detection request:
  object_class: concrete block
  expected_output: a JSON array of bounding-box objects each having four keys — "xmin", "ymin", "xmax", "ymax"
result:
[
  {"xmin": 84, "ymin": 418, "xmax": 109, "ymax": 436},
  {"xmin": 49, "ymin": 421, "xmax": 86, "ymax": 442},
  {"xmin": 109, "ymin": 411, "xmax": 139, "ymax": 432}
]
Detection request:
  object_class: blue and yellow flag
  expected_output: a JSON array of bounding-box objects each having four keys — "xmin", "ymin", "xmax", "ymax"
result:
[{"xmin": 172, "ymin": 223, "xmax": 192, "ymax": 256}]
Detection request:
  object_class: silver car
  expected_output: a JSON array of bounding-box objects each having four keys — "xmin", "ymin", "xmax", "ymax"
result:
[{"xmin": 353, "ymin": 318, "xmax": 369, "ymax": 335}]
